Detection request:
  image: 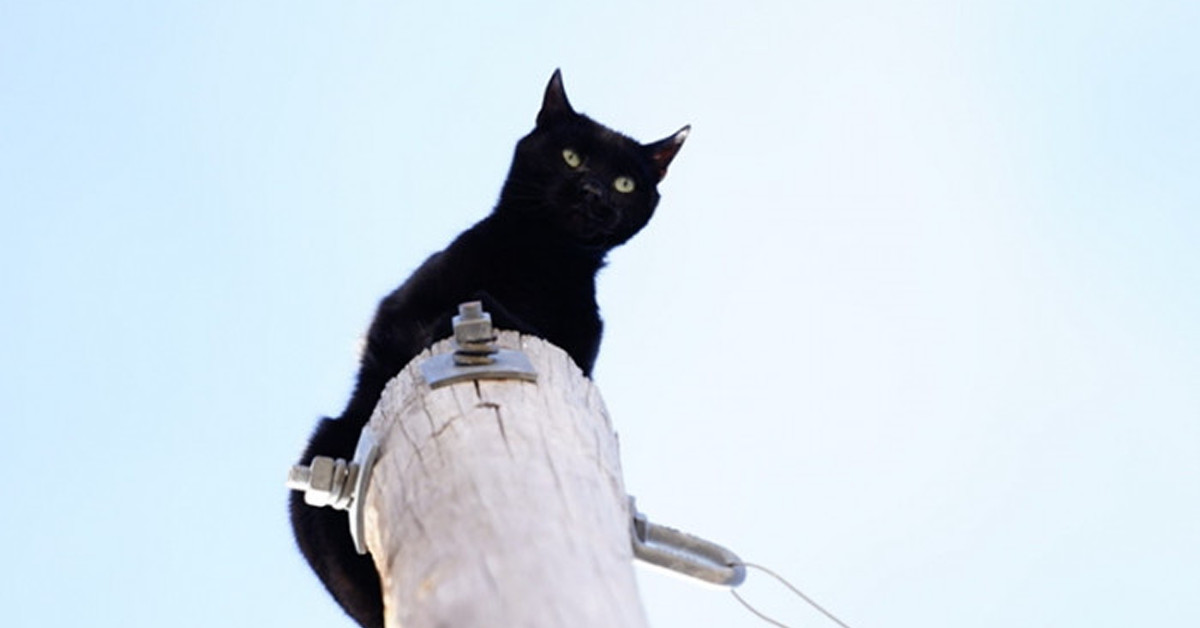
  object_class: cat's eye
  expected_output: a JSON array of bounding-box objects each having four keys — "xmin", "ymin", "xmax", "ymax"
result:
[
  {"xmin": 613, "ymin": 176, "xmax": 636, "ymax": 193},
  {"xmin": 562, "ymin": 148, "xmax": 583, "ymax": 169}
]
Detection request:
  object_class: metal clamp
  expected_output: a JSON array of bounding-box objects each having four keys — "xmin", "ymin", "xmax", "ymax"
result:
[
  {"xmin": 421, "ymin": 301, "xmax": 537, "ymax": 388},
  {"xmin": 630, "ymin": 497, "xmax": 746, "ymax": 587},
  {"xmin": 287, "ymin": 429, "xmax": 380, "ymax": 555}
]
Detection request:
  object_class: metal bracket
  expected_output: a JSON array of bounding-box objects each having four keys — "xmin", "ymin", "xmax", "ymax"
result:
[
  {"xmin": 420, "ymin": 301, "xmax": 537, "ymax": 389},
  {"xmin": 421, "ymin": 349, "xmax": 537, "ymax": 388},
  {"xmin": 346, "ymin": 429, "xmax": 380, "ymax": 554},
  {"xmin": 286, "ymin": 428, "xmax": 380, "ymax": 555},
  {"xmin": 629, "ymin": 496, "xmax": 746, "ymax": 588}
]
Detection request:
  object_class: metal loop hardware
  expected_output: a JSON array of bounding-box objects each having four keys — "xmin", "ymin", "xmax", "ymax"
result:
[{"xmin": 629, "ymin": 497, "xmax": 746, "ymax": 588}]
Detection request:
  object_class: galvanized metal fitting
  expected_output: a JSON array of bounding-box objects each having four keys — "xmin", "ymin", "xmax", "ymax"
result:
[
  {"xmin": 629, "ymin": 496, "xmax": 746, "ymax": 588},
  {"xmin": 287, "ymin": 456, "xmax": 356, "ymax": 509},
  {"xmin": 452, "ymin": 301, "xmax": 498, "ymax": 366},
  {"xmin": 287, "ymin": 429, "xmax": 380, "ymax": 555},
  {"xmin": 421, "ymin": 301, "xmax": 537, "ymax": 389}
]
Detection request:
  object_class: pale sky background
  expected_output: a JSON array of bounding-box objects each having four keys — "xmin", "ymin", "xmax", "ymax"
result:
[{"xmin": 2, "ymin": 1, "xmax": 1197, "ymax": 627}]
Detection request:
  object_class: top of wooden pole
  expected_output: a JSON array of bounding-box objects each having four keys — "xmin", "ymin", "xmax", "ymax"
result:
[{"xmin": 361, "ymin": 331, "xmax": 649, "ymax": 628}]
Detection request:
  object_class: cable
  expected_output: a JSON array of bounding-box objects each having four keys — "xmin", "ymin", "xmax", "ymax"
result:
[
  {"xmin": 731, "ymin": 561, "xmax": 855, "ymax": 628},
  {"xmin": 731, "ymin": 587, "xmax": 791, "ymax": 627}
]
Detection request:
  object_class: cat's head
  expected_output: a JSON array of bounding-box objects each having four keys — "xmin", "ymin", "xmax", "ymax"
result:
[{"xmin": 499, "ymin": 70, "xmax": 689, "ymax": 250}]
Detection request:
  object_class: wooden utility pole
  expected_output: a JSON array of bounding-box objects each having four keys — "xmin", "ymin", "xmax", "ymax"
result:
[{"xmin": 360, "ymin": 330, "xmax": 649, "ymax": 628}]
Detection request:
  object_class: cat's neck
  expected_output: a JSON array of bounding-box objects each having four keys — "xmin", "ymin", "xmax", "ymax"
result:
[{"xmin": 471, "ymin": 209, "xmax": 609, "ymax": 273}]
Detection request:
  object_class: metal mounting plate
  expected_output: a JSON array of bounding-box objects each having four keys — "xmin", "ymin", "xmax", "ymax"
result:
[
  {"xmin": 348, "ymin": 429, "xmax": 380, "ymax": 555},
  {"xmin": 420, "ymin": 348, "xmax": 538, "ymax": 389}
]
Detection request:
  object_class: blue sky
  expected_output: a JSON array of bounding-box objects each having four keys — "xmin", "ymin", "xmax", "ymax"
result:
[{"xmin": 2, "ymin": 1, "xmax": 1197, "ymax": 626}]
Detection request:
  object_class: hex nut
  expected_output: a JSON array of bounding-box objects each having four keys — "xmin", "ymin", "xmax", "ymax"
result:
[
  {"xmin": 454, "ymin": 315, "xmax": 494, "ymax": 345},
  {"xmin": 303, "ymin": 456, "xmax": 342, "ymax": 507}
]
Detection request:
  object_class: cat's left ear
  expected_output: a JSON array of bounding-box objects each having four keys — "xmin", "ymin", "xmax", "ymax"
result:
[
  {"xmin": 645, "ymin": 125, "xmax": 691, "ymax": 181},
  {"xmin": 537, "ymin": 69, "xmax": 576, "ymax": 127}
]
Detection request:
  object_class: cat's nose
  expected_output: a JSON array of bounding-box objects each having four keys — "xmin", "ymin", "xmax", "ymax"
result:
[{"xmin": 581, "ymin": 179, "xmax": 604, "ymax": 201}]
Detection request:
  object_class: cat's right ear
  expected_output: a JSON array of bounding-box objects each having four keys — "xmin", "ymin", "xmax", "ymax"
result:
[
  {"xmin": 646, "ymin": 125, "xmax": 691, "ymax": 181},
  {"xmin": 537, "ymin": 69, "xmax": 576, "ymax": 127}
]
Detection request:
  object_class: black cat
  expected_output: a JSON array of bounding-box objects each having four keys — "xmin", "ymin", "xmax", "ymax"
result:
[{"xmin": 289, "ymin": 69, "xmax": 689, "ymax": 628}]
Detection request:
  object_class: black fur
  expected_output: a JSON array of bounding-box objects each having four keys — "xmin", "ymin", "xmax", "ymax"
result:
[{"xmin": 289, "ymin": 70, "xmax": 688, "ymax": 628}]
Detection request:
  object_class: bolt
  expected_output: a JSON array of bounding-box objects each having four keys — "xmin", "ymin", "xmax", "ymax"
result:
[
  {"xmin": 285, "ymin": 465, "xmax": 312, "ymax": 490},
  {"xmin": 458, "ymin": 300, "xmax": 483, "ymax": 320},
  {"xmin": 287, "ymin": 456, "xmax": 356, "ymax": 510},
  {"xmin": 453, "ymin": 300, "xmax": 497, "ymax": 365}
]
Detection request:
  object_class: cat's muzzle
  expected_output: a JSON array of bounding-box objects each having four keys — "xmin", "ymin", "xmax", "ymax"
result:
[{"xmin": 568, "ymin": 201, "xmax": 622, "ymax": 241}]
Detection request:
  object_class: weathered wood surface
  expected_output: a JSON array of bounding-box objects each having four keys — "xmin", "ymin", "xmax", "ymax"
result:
[{"xmin": 362, "ymin": 331, "xmax": 648, "ymax": 628}]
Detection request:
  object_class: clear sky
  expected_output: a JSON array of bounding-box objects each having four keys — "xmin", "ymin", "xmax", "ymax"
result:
[{"xmin": 2, "ymin": 1, "xmax": 1197, "ymax": 627}]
